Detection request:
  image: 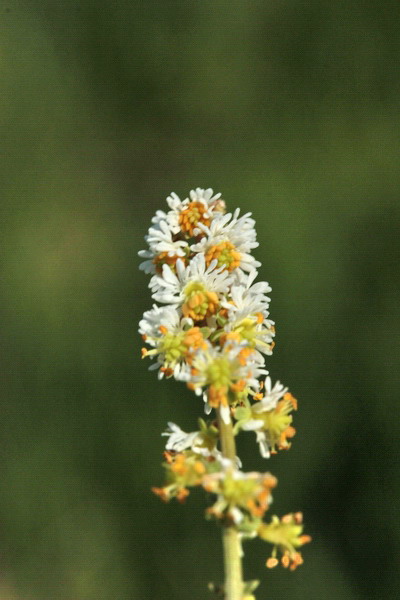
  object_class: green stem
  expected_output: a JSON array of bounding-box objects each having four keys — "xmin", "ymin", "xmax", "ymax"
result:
[{"xmin": 218, "ymin": 409, "xmax": 243, "ymax": 600}]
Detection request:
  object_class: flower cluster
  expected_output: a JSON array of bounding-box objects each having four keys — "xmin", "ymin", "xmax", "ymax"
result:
[{"xmin": 139, "ymin": 188, "xmax": 311, "ymax": 592}]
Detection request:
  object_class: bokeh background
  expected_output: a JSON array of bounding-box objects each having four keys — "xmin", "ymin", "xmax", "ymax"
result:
[{"xmin": 2, "ymin": 1, "xmax": 400, "ymax": 598}]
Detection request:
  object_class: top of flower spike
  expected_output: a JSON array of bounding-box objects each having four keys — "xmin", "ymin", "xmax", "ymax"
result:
[
  {"xmin": 139, "ymin": 188, "xmax": 258, "ymax": 277},
  {"xmin": 139, "ymin": 189, "xmax": 290, "ymax": 449},
  {"xmin": 140, "ymin": 188, "xmax": 310, "ymax": 576}
]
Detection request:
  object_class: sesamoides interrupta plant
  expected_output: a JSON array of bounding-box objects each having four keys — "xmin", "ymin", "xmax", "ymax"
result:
[{"xmin": 138, "ymin": 188, "xmax": 311, "ymax": 600}]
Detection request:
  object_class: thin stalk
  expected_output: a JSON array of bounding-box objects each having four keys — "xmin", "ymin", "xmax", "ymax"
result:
[{"xmin": 218, "ymin": 408, "xmax": 243, "ymax": 600}]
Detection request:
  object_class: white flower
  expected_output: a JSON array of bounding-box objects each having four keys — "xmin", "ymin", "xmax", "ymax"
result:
[
  {"xmin": 162, "ymin": 422, "xmax": 209, "ymax": 454},
  {"xmin": 241, "ymin": 377, "xmax": 294, "ymax": 459},
  {"xmin": 219, "ymin": 273, "xmax": 275, "ymax": 357},
  {"xmin": 138, "ymin": 219, "xmax": 189, "ymax": 274},
  {"xmin": 151, "ymin": 209, "xmax": 169, "ymax": 225},
  {"xmin": 161, "ymin": 422, "xmax": 243, "ymax": 467},
  {"xmin": 165, "ymin": 188, "xmax": 225, "ymax": 236},
  {"xmin": 139, "ymin": 304, "xmax": 186, "ymax": 340},
  {"xmin": 149, "ymin": 253, "xmax": 233, "ymax": 321},
  {"xmin": 192, "ymin": 209, "xmax": 260, "ymax": 275},
  {"xmin": 139, "ymin": 305, "xmax": 206, "ymax": 380},
  {"xmin": 222, "ymin": 270, "xmax": 272, "ymax": 322},
  {"xmin": 253, "ymin": 376, "xmax": 288, "ymax": 413}
]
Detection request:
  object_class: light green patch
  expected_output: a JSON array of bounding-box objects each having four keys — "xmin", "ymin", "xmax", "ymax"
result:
[
  {"xmin": 206, "ymin": 357, "xmax": 232, "ymax": 388},
  {"xmin": 251, "ymin": 409, "xmax": 292, "ymax": 443},
  {"xmin": 158, "ymin": 332, "xmax": 186, "ymax": 364},
  {"xmin": 183, "ymin": 281, "xmax": 207, "ymax": 298}
]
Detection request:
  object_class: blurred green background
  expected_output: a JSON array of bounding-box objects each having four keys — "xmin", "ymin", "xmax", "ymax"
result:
[{"xmin": 1, "ymin": 1, "xmax": 400, "ymax": 598}]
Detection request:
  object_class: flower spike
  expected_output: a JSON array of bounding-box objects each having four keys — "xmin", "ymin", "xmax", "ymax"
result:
[{"xmin": 139, "ymin": 188, "xmax": 311, "ymax": 599}]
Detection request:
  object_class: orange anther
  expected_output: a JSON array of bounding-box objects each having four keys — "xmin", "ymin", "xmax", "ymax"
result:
[
  {"xmin": 299, "ymin": 535, "xmax": 312, "ymax": 545},
  {"xmin": 152, "ymin": 487, "xmax": 168, "ymax": 502},
  {"xmin": 266, "ymin": 558, "xmax": 278, "ymax": 568},
  {"xmin": 160, "ymin": 367, "xmax": 174, "ymax": 377},
  {"xmin": 177, "ymin": 488, "xmax": 190, "ymax": 503},
  {"xmin": 294, "ymin": 512, "xmax": 303, "ymax": 523},
  {"xmin": 281, "ymin": 554, "xmax": 290, "ymax": 568},
  {"xmin": 206, "ymin": 291, "xmax": 219, "ymax": 305},
  {"xmin": 230, "ymin": 379, "xmax": 246, "ymax": 393},
  {"xmin": 284, "ymin": 393, "xmax": 298, "ymax": 410},
  {"xmin": 194, "ymin": 461, "xmax": 206, "ymax": 475},
  {"xmin": 179, "ymin": 201, "xmax": 210, "ymax": 236},
  {"xmin": 293, "ymin": 552, "xmax": 304, "ymax": 564},
  {"xmin": 225, "ymin": 331, "xmax": 241, "ymax": 343}
]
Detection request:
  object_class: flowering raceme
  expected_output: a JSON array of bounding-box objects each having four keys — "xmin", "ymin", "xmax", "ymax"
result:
[{"xmin": 139, "ymin": 188, "xmax": 311, "ymax": 600}]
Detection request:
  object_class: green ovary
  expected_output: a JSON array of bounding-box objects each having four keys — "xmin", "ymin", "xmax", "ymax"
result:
[
  {"xmin": 206, "ymin": 358, "xmax": 232, "ymax": 388},
  {"xmin": 253, "ymin": 410, "xmax": 292, "ymax": 439},
  {"xmin": 184, "ymin": 281, "xmax": 206, "ymax": 297},
  {"xmin": 258, "ymin": 520, "xmax": 304, "ymax": 549},
  {"xmin": 217, "ymin": 248, "xmax": 234, "ymax": 268},
  {"xmin": 235, "ymin": 318, "xmax": 258, "ymax": 346},
  {"xmin": 223, "ymin": 477, "xmax": 258, "ymax": 505},
  {"xmin": 159, "ymin": 332, "xmax": 186, "ymax": 364},
  {"xmin": 234, "ymin": 318, "xmax": 271, "ymax": 350}
]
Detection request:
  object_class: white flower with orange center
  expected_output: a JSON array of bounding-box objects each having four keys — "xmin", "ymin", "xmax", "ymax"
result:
[
  {"xmin": 221, "ymin": 314, "xmax": 275, "ymax": 358},
  {"xmin": 218, "ymin": 279, "xmax": 275, "ymax": 357},
  {"xmin": 237, "ymin": 377, "xmax": 297, "ymax": 458},
  {"xmin": 222, "ymin": 272, "xmax": 272, "ymax": 322},
  {"xmin": 165, "ymin": 188, "xmax": 226, "ymax": 237},
  {"xmin": 140, "ymin": 305, "xmax": 207, "ymax": 379},
  {"xmin": 138, "ymin": 219, "xmax": 189, "ymax": 274},
  {"xmin": 149, "ymin": 253, "xmax": 233, "ymax": 322},
  {"xmin": 188, "ymin": 341, "xmax": 267, "ymax": 424},
  {"xmin": 192, "ymin": 209, "xmax": 260, "ymax": 275}
]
